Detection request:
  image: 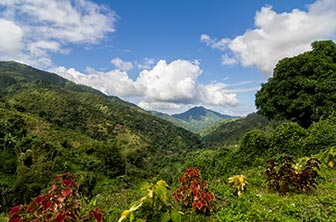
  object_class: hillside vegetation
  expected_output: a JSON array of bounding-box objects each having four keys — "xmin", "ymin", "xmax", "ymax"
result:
[
  {"xmin": 0, "ymin": 61, "xmax": 201, "ymax": 212},
  {"xmin": 1, "ymin": 40, "xmax": 336, "ymax": 222},
  {"xmin": 149, "ymin": 106, "xmax": 238, "ymax": 133},
  {"xmin": 202, "ymin": 112, "xmax": 282, "ymax": 147}
]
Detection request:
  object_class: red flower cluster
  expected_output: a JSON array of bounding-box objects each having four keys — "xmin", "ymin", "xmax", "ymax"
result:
[
  {"xmin": 8, "ymin": 172, "xmax": 104, "ymax": 222},
  {"xmin": 173, "ymin": 167, "xmax": 215, "ymax": 214}
]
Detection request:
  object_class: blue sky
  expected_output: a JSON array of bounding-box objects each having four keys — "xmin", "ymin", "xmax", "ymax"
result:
[{"xmin": 0, "ymin": 0, "xmax": 335, "ymax": 116}]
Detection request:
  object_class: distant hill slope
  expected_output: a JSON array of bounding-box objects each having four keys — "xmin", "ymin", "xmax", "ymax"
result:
[
  {"xmin": 172, "ymin": 106, "xmax": 235, "ymax": 121},
  {"xmin": 149, "ymin": 106, "xmax": 238, "ymax": 133},
  {"xmin": 0, "ymin": 61, "xmax": 104, "ymax": 96},
  {"xmin": 203, "ymin": 112, "xmax": 283, "ymax": 147},
  {"xmin": 0, "ymin": 60, "xmax": 202, "ymax": 157},
  {"xmin": 0, "ymin": 61, "xmax": 202, "ymax": 207}
]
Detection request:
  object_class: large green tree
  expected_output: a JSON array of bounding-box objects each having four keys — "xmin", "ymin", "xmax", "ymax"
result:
[{"xmin": 255, "ymin": 40, "xmax": 336, "ymax": 128}]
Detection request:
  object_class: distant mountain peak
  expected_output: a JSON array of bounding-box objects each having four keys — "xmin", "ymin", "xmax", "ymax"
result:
[{"xmin": 172, "ymin": 106, "xmax": 236, "ymax": 121}]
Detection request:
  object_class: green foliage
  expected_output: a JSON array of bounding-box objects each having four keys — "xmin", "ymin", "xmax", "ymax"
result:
[
  {"xmin": 270, "ymin": 122, "xmax": 307, "ymax": 155},
  {"xmin": 303, "ymin": 118, "xmax": 336, "ymax": 154},
  {"xmin": 237, "ymin": 122, "xmax": 307, "ymax": 167},
  {"xmin": 154, "ymin": 106, "xmax": 238, "ymax": 133},
  {"xmin": 118, "ymin": 180, "xmax": 181, "ymax": 222},
  {"xmin": 0, "ymin": 114, "xmax": 26, "ymax": 150},
  {"xmin": 0, "ymin": 61, "xmax": 202, "ymax": 211},
  {"xmin": 173, "ymin": 167, "xmax": 215, "ymax": 215},
  {"xmin": 322, "ymin": 147, "xmax": 336, "ymax": 168},
  {"xmin": 238, "ymin": 119, "xmax": 336, "ymax": 163},
  {"xmin": 240, "ymin": 129, "xmax": 269, "ymax": 156},
  {"xmin": 8, "ymin": 172, "xmax": 104, "ymax": 222},
  {"xmin": 256, "ymin": 40, "xmax": 336, "ymax": 128},
  {"xmin": 203, "ymin": 113, "xmax": 281, "ymax": 147},
  {"xmin": 2, "ymin": 59, "xmax": 336, "ymax": 221},
  {"xmin": 0, "ymin": 61, "xmax": 104, "ymax": 96},
  {"xmin": 265, "ymin": 156, "xmax": 320, "ymax": 193}
]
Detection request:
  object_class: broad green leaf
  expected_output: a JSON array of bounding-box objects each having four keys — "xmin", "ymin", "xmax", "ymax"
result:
[
  {"xmin": 155, "ymin": 185, "xmax": 168, "ymax": 205},
  {"xmin": 160, "ymin": 211, "xmax": 171, "ymax": 222},
  {"xmin": 171, "ymin": 209, "xmax": 182, "ymax": 222},
  {"xmin": 129, "ymin": 212, "xmax": 134, "ymax": 222}
]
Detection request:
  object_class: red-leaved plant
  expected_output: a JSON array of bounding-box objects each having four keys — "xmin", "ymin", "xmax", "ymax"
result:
[
  {"xmin": 8, "ymin": 172, "xmax": 104, "ymax": 222},
  {"xmin": 173, "ymin": 167, "xmax": 215, "ymax": 215},
  {"xmin": 265, "ymin": 156, "xmax": 320, "ymax": 194}
]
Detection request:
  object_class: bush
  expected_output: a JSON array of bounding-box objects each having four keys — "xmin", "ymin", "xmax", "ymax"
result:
[
  {"xmin": 265, "ymin": 156, "xmax": 320, "ymax": 193},
  {"xmin": 304, "ymin": 119, "xmax": 336, "ymax": 154},
  {"xmin": 240, "ymin": 129, "xmax": 269, "ymax": 156},
  {"xmin": 173, "ymin": 167, "xmax": 215, "ymax": 215},
  {"xmin": 228, "ymin": 175, "xmax": 247, "ymax": 197},
  {"xmin": 270, "ymin": 122, "xmax": 307, "ymax": 155},
  {"xmin": 8, "ymin": 172, "xmax": 104, "ymax": 222},
  {"xmin": 118, "ymin": 180, "xmax": 181, "ymax": 222},
  {"xmin": 322, "ymin": 147, "xmax": 336, "ymax": 168}
]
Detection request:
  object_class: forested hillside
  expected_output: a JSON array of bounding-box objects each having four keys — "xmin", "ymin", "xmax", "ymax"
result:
[
  {"xmin": 149, "ymin": 106, "xmax": 238, "ymax": 133},
  {"xmin": 202, "ymin": 113, "xmax": 282, "ymax": 147},
  {"xmin": 0, "ymin": 61, "xmax": 201, "ymax": 212},
  {"xmin": 1, "ymin": 41, "xmax": 336, "ymax": 222}
]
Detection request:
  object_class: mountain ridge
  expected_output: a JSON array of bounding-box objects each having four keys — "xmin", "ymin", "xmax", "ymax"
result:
[
  {"xmin": 0, "ymin": 61, "xmax": 203, "ymax": 208},
  {"xmin": 172, "ymin": 106, "xmax": 238, "ymax": 121},
  {"xmin": 149, "ymin": 106, "xmax": 239, "ymax": 133}
]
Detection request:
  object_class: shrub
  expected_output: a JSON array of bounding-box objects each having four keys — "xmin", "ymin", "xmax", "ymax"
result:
[
  {"xmin": 304, "ymin": 119, "xmax": 336, "ymax": 154},
  {"xmin": 322, "ymin": 147, "xmax": 336, "ymax": 168},
  {"xmin": 173, "ymin": 167, "xmax": 215, "ymax": 215},
  {"xmin": 8, "ymin": 172, "xmax": 104, "ymax": 222},
  {"xmin": 118, "ymin": 180, "xmax": 182, "ymax": 222},
  {"xmin": 228, "ymin": 175, "xmax": 247, "ymax": 197},
  {"xmin": 270, "ymin": 122, "xmax": 307, "ymax": 155},
  {"xmin": 240, "ymin": 130, "xmax": 269, "ymax": 156},
  {"xmin": 265, "ymin": 156, "xmax": 320, "ymax": 193}
]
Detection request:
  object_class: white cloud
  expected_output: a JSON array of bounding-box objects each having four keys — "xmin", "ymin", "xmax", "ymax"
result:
[
  {"xmin": 0, "ymin": 19, "xmax": 23, "ymax": 56},
  {"xmin": 200, "ymin": 34, "xmax": 230, "ymax": 50},
  {"xmin": 221, "ymin": 54, "xmax": 237, "ymax": 65},
  {"xmin": 138, "ymin": 101, "xmax": 182, "ymax": 111},
  {"xmin": 136, "ymin": 58, "xmax": 156, "ymax": 70},
  {"xmin": 137, "ymin": 60, "xmax": 201, "ymax": 103},
  {"xmin": 0, "ymin": 0, "xmax": 116, "ymax": 67},
  {"xmin": 28, "ymin": 41, "xmax": 65, "ymax": 57},
  {"xmin": 111, "ymin": 57, "xmax": 133, "ymax": 71},
  {"xmin": 226, "ymin": 87, "xmax": 261, "ymax": 94},
  {"xmin": 50, "ymin": 66, "xmax": 140, "ymax": 97},
  {"xmin": 197, "ymin": 83, "xmax": 238, "ymax": 106},
  {"xmin": 51, "ymin": 59, "xmax": 240, "ymax": 110},
  {"xmin": 201, "ymin": 0, "xmax": 336, "ymax": 75}
]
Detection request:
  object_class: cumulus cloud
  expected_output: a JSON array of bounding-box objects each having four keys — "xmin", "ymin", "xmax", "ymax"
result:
[
  {"xmin": 201, "ymin": 0, "xmax": 336, "ymax": 75},
  {"xmin": 0, "ymin": 0, "xmax": 116, "ymax": 67},
  {"xmin": 51, "ymin": 59, "xmax": 239, "ymax": 110},
  {"xmin": 111, "ymin": 57, "xmax": 134, "ymax": 71},
  {"xmin": 196, "ymin": 83, "xmax": 238, "ymax": 106},
  {"xmin": 50, "ymin": 66, "xmax": 140, "ymax": 97},
  {"xmin": 0, "ymin": 19, "xmax": 23, "ymax": 56},
  {"xmin": 137, "ymin": 60, "xmax": 201, "ymax": 103}
]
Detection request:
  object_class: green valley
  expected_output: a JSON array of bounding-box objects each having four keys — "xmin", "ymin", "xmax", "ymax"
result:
[
  {"xmin": 149, "ymin": 106, "xmax": 238, "ymax": 134},
  {"xmin": 1, "ymin": 40, "xmax": 336, "ymax": 222}
]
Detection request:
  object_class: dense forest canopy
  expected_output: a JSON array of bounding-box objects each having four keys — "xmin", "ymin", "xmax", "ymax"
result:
[{"xmin": 255, "ymin": 40, "xmax": 336, "ymax": 128}]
